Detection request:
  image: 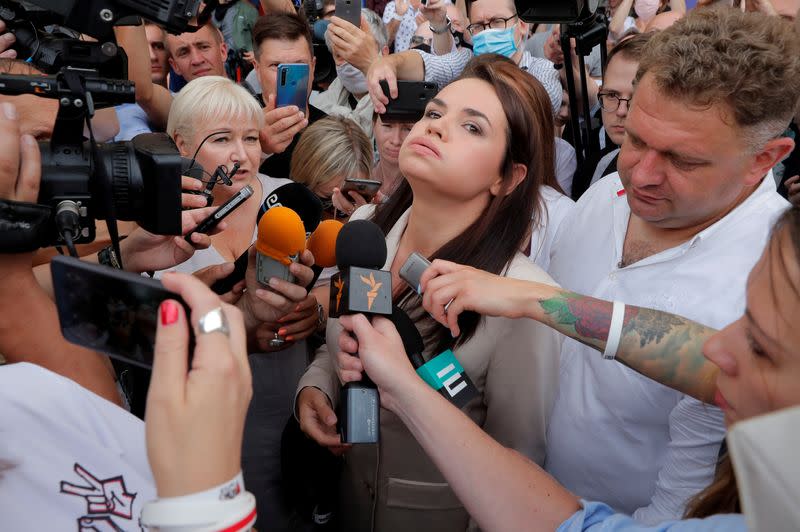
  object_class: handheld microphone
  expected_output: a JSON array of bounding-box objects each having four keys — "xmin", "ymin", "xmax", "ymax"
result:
[
  {"xmin": 306, "ymin": 219, "xmax": 343, "ymax": 289},
  {"xmin": 329, "ymin": 219, "xmax": 391, "ymax": 319},
  {"xmin": 259, "ymin": 182, "xmax": 323, "ymax": 238},
  {"xmin": 332, "ymin": 219, "xmax": 392, "ymax": 444},
  {"xmin": 210, "ymin": 184, "xmax": 322, "ymax": 294},
  {"xmin": 255, "ymin": 206, "xmax": 307, "ymax": 286},
  {"xmin": 388, "ymin": 306, "xmax": 479, "ymax": 409}
]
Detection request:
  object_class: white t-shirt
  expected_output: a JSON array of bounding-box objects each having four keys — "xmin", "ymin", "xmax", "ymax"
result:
[
  {"xmin": 0, "ymin": 363, "xmax": 154, "ymax": 530},
  {"xmin": 545, "ymin": 172, "xmax": 789, "ymax": 523},
  {"xmin": 529, "ymin": 185, "xmax": 575, "ymax": 273}
]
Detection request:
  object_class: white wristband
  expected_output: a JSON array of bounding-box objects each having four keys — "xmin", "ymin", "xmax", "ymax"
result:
[
  {"xmin": 140, "ymin": 472, "xmax": 255, "ymax": 531},
  {"xmin": 392, "ymin": 12, "xmax": 405, "ymax": 20},
  {"xmin": 602, "ymin": 301, "xmax": 625, "ymax": 360},
  {"xmin": 140, "ymin": 491, "xmax": 256, "ymax": 532},
  {"xmin": 159, "ymin": 472, "xmax": 246, "ymax": 504}
]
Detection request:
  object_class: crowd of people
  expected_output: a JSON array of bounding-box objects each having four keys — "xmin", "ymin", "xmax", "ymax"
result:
[{"xmin": 1, "ymin": 0, "xmax": 800, "ymax": 530}]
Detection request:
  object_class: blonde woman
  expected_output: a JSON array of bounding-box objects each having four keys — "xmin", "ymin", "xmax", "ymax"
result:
[
  {"xmin": 163, "ymin": 75, "xmax": 317, "ymax": 348},
  {"xmin": 290, "ymin": 115, "xmax": 373, "ymax": 220}
]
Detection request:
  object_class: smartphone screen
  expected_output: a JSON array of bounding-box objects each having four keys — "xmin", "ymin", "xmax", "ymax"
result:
[
  {"xmin": 51, "ymin": 256, "xmax": 194, "ymax": 370},
  {"xmin": 276, "ymin": 63, "xmax": 310, "ymax": 109},
  {"xmin": 341, "ymin": 178, "xmax": 382, "ymax": 203}
]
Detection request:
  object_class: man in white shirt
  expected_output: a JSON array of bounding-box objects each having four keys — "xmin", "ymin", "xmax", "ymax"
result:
[{"xmin": 546, "ymin": 9, "xmax": 799, "ymax": 523}]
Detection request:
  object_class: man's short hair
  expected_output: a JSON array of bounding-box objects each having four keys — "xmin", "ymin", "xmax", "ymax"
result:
[
  {"xmin": 252, "ymin": 13, "xmax": 313, "ymax": 59},
  {"xmin": 604, "ymin": 32, "xmax": 654, "ymax": 74},
  {"xmin": 325, "ymin": 9, "xmax": 387, "ymax": 54},
  {"xmin": 636, "ymin": 8, "xmax": 800, "ymax": 147},
  {"xmin": 144, "ymin": 21, "xmax": 167, "ymax": 40}
]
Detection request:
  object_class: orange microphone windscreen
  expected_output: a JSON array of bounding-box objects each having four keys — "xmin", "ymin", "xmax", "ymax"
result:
[
  {"xmin": 307, "ymin": 219, "xmax": 343, "ymax": 268},
  {"xmin": 255, "ymin": 206, "xmax": 306, "ymax": 265}
]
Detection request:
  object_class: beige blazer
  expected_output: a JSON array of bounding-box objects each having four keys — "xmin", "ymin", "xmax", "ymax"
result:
[{"xmin": 295, "ymin": 207, "xmax": 562, "ymax": 532}]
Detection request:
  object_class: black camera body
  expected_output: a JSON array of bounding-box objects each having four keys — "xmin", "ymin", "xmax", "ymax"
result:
[
  {"xmin": 0, "ymin": 0, "xmax": 206, "ymax": 250},
  {"xmin": 37, "ymin": 133, "xmax": 185, "ymax": 244}
]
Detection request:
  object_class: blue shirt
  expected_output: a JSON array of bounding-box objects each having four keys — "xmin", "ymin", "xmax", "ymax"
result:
[
  {"xmin": 558, "ymin": 501, "xmax": 746, "ymax": 532},
  {"xmin": 113, "ymin": 103, "xmax": 153, "ymax": 141}
]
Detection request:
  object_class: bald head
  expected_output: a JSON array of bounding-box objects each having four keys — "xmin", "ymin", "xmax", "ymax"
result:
[{"xmin": 645, "ymin": 10, "xmax": 683, "ymax": 32}]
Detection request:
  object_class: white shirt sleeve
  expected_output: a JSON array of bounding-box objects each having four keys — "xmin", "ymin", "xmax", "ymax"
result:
[
  {"xmin": 409, "ymin": 48, "xmax": 474, "ymax": 88},
  {"xmin": 632, "ymin": 396, "xmax": 727, "ymax": 524}
]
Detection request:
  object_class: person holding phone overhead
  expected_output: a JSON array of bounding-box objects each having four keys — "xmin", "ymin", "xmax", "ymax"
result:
[
  {"xmin": 250, "ymin": 13, "xmax": 329, "ymax": 180},
  {"xmin": 294, "ymin": 59, "xmax": 564, "ymax": 532},
  {"xmin": 313, "ymin": 9, "xmax": 389, "ymax": 139}
]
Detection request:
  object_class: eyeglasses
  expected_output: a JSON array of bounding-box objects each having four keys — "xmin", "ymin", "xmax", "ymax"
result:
[
  {"xmin": 410, "ymin": 35, "xmax": 432, "ymax": 47},
  {"xmin": 466, "ymin": 14, "xmax": 518, "ymax": 35},
  {"xmin": 598, "ymin": 93, "xmax": 632, "ymax": 113}
]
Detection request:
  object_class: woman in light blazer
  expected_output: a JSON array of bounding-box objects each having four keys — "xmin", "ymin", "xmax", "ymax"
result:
[{"xmin": 294, "ymin": 58, "xmax": 563, "ymax": 532}]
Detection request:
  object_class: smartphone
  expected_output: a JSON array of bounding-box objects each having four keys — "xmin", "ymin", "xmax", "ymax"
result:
[
  {"xmin": 341, "ymin": 178, "xmax": 382, "ymax": 203},
  {"xmin": 51, "ymin": 256, "xmax": 194, "ymax": 370},
  {"xmin": 210, "ymin": 247, "xmax": 250, "ymax": 295},
  {"xmin": 380, "ymin": 80, "xmax": 438, "ymax": 123},
  {"xmin": 276, "ymin": 63, "xmax": 310, "ymax": 109},
  {"xmin": 184, "ymin": 184, "xmax": 254, "ymax": 243},
  {"xmin": 399, "ymin": 252, "xmax": 432, "ymax": 294},
  {"xmin": 335, "ymin": 0, "xmax": 361, "ymax": 27}
]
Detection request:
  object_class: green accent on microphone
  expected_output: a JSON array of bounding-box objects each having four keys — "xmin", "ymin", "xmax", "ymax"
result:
[{"xmin": 416, "ymin": 349, "xmax": 465, "ymax": 390}]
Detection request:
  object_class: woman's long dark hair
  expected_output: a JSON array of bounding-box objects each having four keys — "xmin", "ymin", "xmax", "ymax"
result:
[{"xmin": 373, "ymin": 56, "xmax": 556, "ymax": 354}]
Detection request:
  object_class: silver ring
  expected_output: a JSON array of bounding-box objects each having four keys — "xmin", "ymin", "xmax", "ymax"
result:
[
  {"xmin": 443, "ymin": 298, "xmax": 454, "ymax": 314},
  {"xmin": 269, "ymin": 332, "xmax": 285, "ymax": 348},
  {"xmin": 197, "ymin": 307, "xmax": 230, "ymax": 337}
]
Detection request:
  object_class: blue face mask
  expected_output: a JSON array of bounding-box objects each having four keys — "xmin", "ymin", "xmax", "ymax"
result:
[{"xmin": 471, "ymin": 26, "xmax": 518, "ymax": 58}]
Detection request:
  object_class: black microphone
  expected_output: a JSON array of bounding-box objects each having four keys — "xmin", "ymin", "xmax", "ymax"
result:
[
  {"xmin": 209, "ymin": 182, "xmax": 323, "ymax": 295},
  {"xmin": 329, "ymin": 220, "xmax": 391, "ymax": 318},
  {"xmin": 259, "ymin": 182, "xmax": 323, "ymax": 238},
  {"xmin": 331, "ymin": 219, "xmax": 392, "ymax": 444},
  {"xmin": 387, "ymin": 307, "xmax": 479, "ymax": 409}
]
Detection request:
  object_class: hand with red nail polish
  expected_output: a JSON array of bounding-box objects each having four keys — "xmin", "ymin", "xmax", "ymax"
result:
[
  {"xmin": 148, "ymin": 273, "xmax": 252, "ymax": 498},
  {"xmin": 252, "ymin": 293, "xmax": 320, "ymax": 351}
]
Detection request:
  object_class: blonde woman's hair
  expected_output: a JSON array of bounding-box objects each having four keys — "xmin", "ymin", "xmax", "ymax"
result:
[
  {"xmin": 290, "ymin": 116, "xmax": 372, "ymax": 191},
  {"xmin": 167, "ymin": 76, "xmax": 265, "ymax": 142}
]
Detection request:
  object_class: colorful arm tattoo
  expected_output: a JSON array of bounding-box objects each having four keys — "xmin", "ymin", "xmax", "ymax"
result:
[{"xmin": 537, "ymin": 292, "xmax": 718, "ymax": 403}]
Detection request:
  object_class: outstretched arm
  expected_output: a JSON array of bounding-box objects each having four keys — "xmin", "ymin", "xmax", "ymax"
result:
[{"xmin": 420, "ymin": 261, "xmax": 719, "ymax": 404}]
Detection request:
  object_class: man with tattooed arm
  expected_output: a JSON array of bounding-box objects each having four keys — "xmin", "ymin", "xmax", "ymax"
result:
[{"xmin": 538, "ymin": 9, "xmax": 797, "ymax": 524}]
